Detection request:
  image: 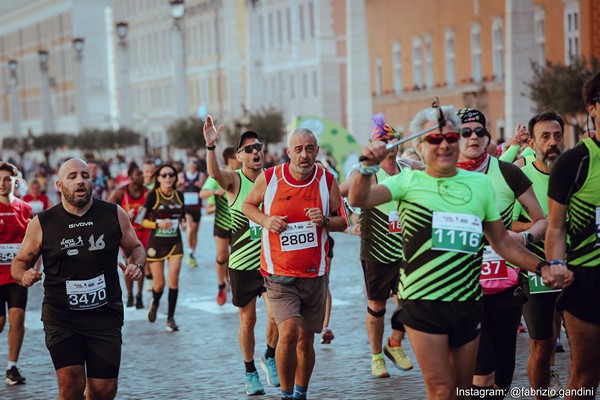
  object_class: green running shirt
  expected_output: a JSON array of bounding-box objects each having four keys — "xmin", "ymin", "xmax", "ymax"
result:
[
  {"xmin": 381, "ymin": 169, "xmax": 500, "ymax": 301},
  {"xmin": 548, "ymin": 137, "xmax": 600, "ymax": 268},
  {"xmin": 202, "ymin": 176, "xmax": 232, "ymax": 231},
  {"xmin": 359, "ymin": 162, "xmax": 405, "ymax": 263},
  {"xmin": 229, "ymin": 170, "xmax": 262, "ymax": 271}
]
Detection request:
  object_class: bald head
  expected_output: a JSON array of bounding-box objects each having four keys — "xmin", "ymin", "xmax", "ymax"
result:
[
  {"xmin": 58, "ymin": 158, "xmax": 89, "ymax": 181},
  {"xmin": 57, "ymin": 158, "xmax": 93, "ymax": 209}
]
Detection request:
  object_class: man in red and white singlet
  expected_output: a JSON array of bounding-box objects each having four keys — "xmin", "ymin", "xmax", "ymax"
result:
[
  {"xmin": 0, "ymin": 162, "xmax": 32, "ymax": 385},
  {"xmin": 243, "ymin": 127, "xmax": 347, "ymax": 400}
]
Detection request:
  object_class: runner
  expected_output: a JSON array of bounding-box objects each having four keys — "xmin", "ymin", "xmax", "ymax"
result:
[
  {"xmin": 512, "ymin": 110, "xmax": 567, "ymax": 399},
  {"xmin": 545, "ymin": 72, "xmax": 600, "ymax": 399},
  {"xmin": 348, "ymin": 104, "xmax": 572, "ymax": 400},
  {"xmin": 343, "ymin": 114, "xmax": 414, "ymax": 378},
  {"xmin": 200, "ymin": 147, "xmax": 241, "ymax": 305},
  {"xmin": 11, "ymin": 158, "xmax": 145, "ymax": 400},
  {"xmin": 242, "ymin": 127, "xmax": 347, "ymax": 400},
  {"xmin": 141, "ymin": 163, "xmax": 185, "ymax": 332},
  {"xmin": 108, "ymin": 164, "xmax": 149, "ymax": 309},
  {"xmin": 180, "ymin": 157, "xmax": 206, "ymax": 268},
  {"xmin": 22, "ymin": 178, "xmax": 53, "ymax": 216},
  {"xmin": 203, "ymin": 116, "xmax": 279, "ymax": 396},
  {"xmin": 0, "ymin": 162, "xmax": 32, "ymax": 385},
  {"xmin": 456, "ymin": 108, "xmax": 547, "ymax": 395}
]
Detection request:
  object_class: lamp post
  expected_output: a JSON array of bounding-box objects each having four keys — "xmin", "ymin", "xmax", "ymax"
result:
[
  {"xmin": 116, "ymin": 21, "xmax": 133, "ymax": 129},
  {"xmin": 8, "ymin": 59, "xmax": 22, "ymax": 139},
  {"xmin": 38, "ymin": 49, "xmax": 54, "ymax": 134},
  {"xmin": 170, "ymin": 0, "xmax": 188, "ymax": 119},
  {"xmin": 73, "ymin": 37, "xmax": 88, "ymax": 131}
]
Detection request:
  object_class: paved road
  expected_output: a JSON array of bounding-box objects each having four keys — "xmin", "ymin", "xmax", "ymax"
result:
[{"xmin": 1, "ymin": 215, "xmax": 571, "ymax": 399}]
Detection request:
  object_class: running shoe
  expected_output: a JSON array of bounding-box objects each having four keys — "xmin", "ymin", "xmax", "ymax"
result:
[
  {"xmin": 384, "ymin": 338, "xmax": 414, "ymax": 371},
  {"xmin": 126, "ymin": 293, "xmax": 134, "ymax": 308},
  {"xmin": 135, "ymin": 294, "xmax": 144, "ymax": 309},
  {"xmin": 549, "ymin": 368, "xmax": 563, "ymax": 398},
  {"xmin": 371, "ymin": 357, "xmax": 390, "ymax": 378},
  {"xmin": 217, "ymin": 287, "xmax": 227, "ymax": 306},
  {"xmin": 260, "ymin": 356, "xmax": 280, "ymax": 387},
  {"xmin": 6, "ymin": 366, "xmax": 26, "ymax": 385},
  {"xmin": 186, "ymin": 254, "xmax": 198, "ymax": 268},
  {"xmin": 555, "ymin": 338, "xmax": 565, "ymax": 353},
  {"xmin": 166, "ymin": 318, "xmax": 179, "ymax": 332},
  {"xmin": 244, "ymin": 371, "xmax": 265, "ymax": 396},
  {"xmin": 320, "ymin": 328, "xmax": 334, "ymax": 344},
  {"xmin": 148, "ymin": 299, "xmax": 158, "ymax": 323}
]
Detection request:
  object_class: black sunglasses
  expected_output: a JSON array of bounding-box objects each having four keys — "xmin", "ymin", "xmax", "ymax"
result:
[
  {"xmin": 238, "ymin": 143, "xmax": 263, "ymax": 154},
  {"xmin": 592, "ymin": 96, "xmax": 600, "ymax": 104},
  {"xmin": 159, "ymin": 172, "xmax": 176, "ymax": 178},
  {"xmin": 423, "ymin": 132, "xmax": 460, "ymax": 145},
  {"xmin": 461, "ymin": 127, "xmax": 489, "ymax": 138}
]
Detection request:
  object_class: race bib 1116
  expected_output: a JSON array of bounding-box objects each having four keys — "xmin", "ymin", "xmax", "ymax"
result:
[{"xmin": 431, "ymin": 212, "xmax": 482, "ymax": 254}]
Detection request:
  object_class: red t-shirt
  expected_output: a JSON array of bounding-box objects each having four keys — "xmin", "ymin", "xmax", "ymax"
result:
[
  {"xmin": 0, "ymin": 198, "xmax": 32, "ymax": 285},
  {"xmin": 22, "ymin": 193, "xmax": 50, "ymax": 216}
]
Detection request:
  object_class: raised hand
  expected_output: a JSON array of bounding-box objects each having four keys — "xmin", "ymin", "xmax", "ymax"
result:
[{"xmin": 203, "ymin": 115, "xmax": 223, "ymax": 147}]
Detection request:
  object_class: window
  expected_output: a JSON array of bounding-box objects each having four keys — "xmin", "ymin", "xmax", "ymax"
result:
[
  {"xmin": 412, "ymin": 37, "xmax": 423, "ymax": 88},
  {"xmin": 445, "ymin": 29, "xmax": 455, "ymax": 87},
  {"xmin": 424, "ymin": 33, "xmax": 433, "ymax": 89},
  {"xmin": 302, "ymin": 72, "xmax": 308, "ymax": 97},
  {"xmin": 375, "ymin": 57, "xmax": 383, "ymax": 96},
  {"xmin": 534, "ymin": 7, "xmax": 545, "ymax": 65},
  {"xmin": 308, "ymin": 1, "xmax": 315, "ymax": 38},
  {"xmin": 290, "ymin": 74, "xmax": 295, "ymax": 99},
  {"xmin": 392, "ymin": 41, "xmax": 402, "ymax": 94},
  {"xmin": 471, "ymin": 24, "xmax": 482, "ymax": 83},
  {"xmin": 312, "ymin": 70, "xmax": 318, "ymax": 96},
  {"xmin": 277, "ymin": 10, "xmax": 283, "ymax": 47},
  {"xmin": 299, "ymin": 4, "xmax": 305, "ymax": 41},
  {"xmin": 492, "ymin": 18, "xmax": 503, "ymax": 80},
  {"xmin": 286, "ymin": 8, "xmax": 292, "ymax": 43},
  {"xmin": 564, "ymin": 1, "xmax": 580, "ymax": 65},
  {"xmin": 268, "ymin": 12, "xmax": 274, "ymax": 48},
  {"xmin": 259, "ymin": 15, "xmax": 264, "ymax": 49}
]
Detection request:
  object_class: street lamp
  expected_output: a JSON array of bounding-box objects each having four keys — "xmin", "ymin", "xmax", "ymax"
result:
[
  {"xmin": 38, "ymin": 49, "xmax": 54, "ymax": 133},
  {"xmin": 170, "ymin": 0, "xmax": 188, "ymax": 118},
  {"xmin": 8, "ymin": 59, "xmax": 22, "ymax": 139},
  {"xmin": 115, "ymin": 21, "xmax": 132, "ymax": 129},
  {"xmin": 73, "ymin": 37, "xmax": 87, "ymax": 131}
]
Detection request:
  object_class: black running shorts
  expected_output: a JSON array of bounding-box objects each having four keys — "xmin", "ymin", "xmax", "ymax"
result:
[
  {"xmin": 45, "ymin": 324, "xmax": 122, "ymax": 379},
  {"xmin": 229, "ymin": 269, "xmax": 266, "ymax": 308},
  {"xmin": 0, "ymin": 283, "xmax": 28, "ymax": 315},
  {"xmin": 395, "ymin": 299, "xmax": 483, "ymax": 348},
  {"xmin": 558, "ymin": 265, "xmax": 600, "ymax": 325},
  {"xmin": 361, "ymin": 259, "xmax": 401, "ymax": 300}
]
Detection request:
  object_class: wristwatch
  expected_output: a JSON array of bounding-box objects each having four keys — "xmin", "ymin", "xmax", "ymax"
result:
[
  {"xmin": 535, "ymin": 260, "xmax": 550, "ymax": 276},
  {"xmin": 135, "ymin": 264, "xmax": 145, "ymax": 274},
  {"xmin": 522, "ymin": 231, "xmax": 533, "ymax": 244},
  {"xmin": 322, "ymin": 216, "xmax": 330, "ymax": 227}
]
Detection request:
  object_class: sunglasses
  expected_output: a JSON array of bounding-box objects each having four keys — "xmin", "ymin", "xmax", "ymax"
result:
[
  {"xmin": 592, "ymin": 96, "xmax": 600, "ymax": 104},
  {"xmin": 461, "ymin": 127, "xmax": 489, "ymax": 138},
  {"xmin": 159, "ymin": 172, "xmax": 176, "ymax": 178},
  {"xmin": 238, "ymin": 143, "xmax": 263, "ymax": 154},
  {"xmin": 423, "ymin": 132, "xmax": 460, "ymax": 145}
]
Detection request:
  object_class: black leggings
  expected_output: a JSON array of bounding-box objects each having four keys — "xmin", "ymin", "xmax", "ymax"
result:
[{"xmin": 474, "ymin": 287, "xmax": 523, "ymax": 389}]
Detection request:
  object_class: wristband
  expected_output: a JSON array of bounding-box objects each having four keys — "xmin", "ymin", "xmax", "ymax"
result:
[
  {"xmin": 549, "ymin": 260, "xmax": 567, "ymax": 267},
  {"xmin": 535, "ymin": 260, "xmax": 550, "ymax": 276},
  {"xmin": 206, "ymin": 145, "xmax": 216, "ymax": 150},
  {"xmin": 359, "ymin": 162, "xmax": 380, "ymax": 176}
]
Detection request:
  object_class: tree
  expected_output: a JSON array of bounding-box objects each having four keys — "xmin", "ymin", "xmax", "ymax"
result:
[
  {"xmin": 525, "ymin": 57, "xmax": 599, "ymax": 136},
  {"xmin": 167, "ymin": 117, "xmax": 206, "ymax": 151},
  {"xmin": 76, "ymin": 128, "xmax": 141, "ymax": 151},
  {"xmin": 247, "ymin": 107, "xmax": 285, "ymax": 146}
]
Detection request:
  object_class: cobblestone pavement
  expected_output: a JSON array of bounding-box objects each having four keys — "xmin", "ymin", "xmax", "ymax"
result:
[{"xmin": 2, "ymin": 216, "xmax": 571, "ymax": 399}]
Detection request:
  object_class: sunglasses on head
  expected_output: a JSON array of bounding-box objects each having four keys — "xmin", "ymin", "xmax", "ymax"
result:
[
  {"xmin": 159, "ymin": 172, "xmax": 176, "ymax": 178},
  {"xmin": 423, "ymin": 132, "xmax": 460, "ymax": 145},
  {"xmin": 238, "ymin": 143, "xmax": 263, "ymax": 154},
  {"xmin": 461, "ymin": 127, "xmax": 488, "ymax": 138}
]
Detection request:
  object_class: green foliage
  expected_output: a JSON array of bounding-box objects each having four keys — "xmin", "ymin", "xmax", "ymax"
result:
[
  {"xmin": 2, "ymin": 137, "xmax": 21, "ymax": 150},
  {"xmin": 33, "ymin": 133, "xmax": 72, "ymax": 150},
  {"xmin": 525, "ymin": 57, "xmax": 599, "ymax": 131},
  {"xmin": 167, "ymin": 117, "xmax": 206, "ymax": 151},
  {"xmin": 247, "ymin": 108, "xmax": 285, "ymax": 145},
  {"xmin": 77, "ymin": 128, "xmax": 141, "ymax": 150}
]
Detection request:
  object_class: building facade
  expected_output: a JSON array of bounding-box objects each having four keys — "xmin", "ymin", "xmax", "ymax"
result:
[{"xmin": 365, "ymin": 0, "xmax": 599, "ymax": 148}]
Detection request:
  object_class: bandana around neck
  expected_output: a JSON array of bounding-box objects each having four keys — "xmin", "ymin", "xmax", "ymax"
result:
[{"xmin": 456, "ymin": 152, "xmax": 490, "ymax": 172}]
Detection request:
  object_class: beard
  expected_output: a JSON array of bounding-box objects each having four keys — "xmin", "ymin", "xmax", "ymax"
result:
[
  {"xmin": 542, "ymin": 147, "xmax": 561, "ymax": 170},
  {"xmin": 62, "ymin": 186, "xmax": 92, "ymax": 207}
]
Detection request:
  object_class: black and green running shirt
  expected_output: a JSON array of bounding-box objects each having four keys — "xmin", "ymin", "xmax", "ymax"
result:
[
  {"xmin": 513, "ymin": 159, "xmax": 549, "ymax": 261},
  {"xmin": 548, "ymin": 137, "xmax": 600, "ymax": 268},
  {"xmin": 229, "ymin": 170, "xmax": 261, "ymax": 271},
  {"xmin": 380, "ymin": 169, "xmax": 500, "ymax": 301},
  {"xmin": 202, "ymin": 176, "xmax": 232, "ymax": 232},
  {"xmin": 359, "ymin": 162, "xmax": 406, "ymax": 263}
]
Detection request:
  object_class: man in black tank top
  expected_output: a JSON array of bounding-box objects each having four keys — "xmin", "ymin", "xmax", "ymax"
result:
[{"xmin": 11, "ymin": 158, "xmax": 146, "ymax": 400}]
